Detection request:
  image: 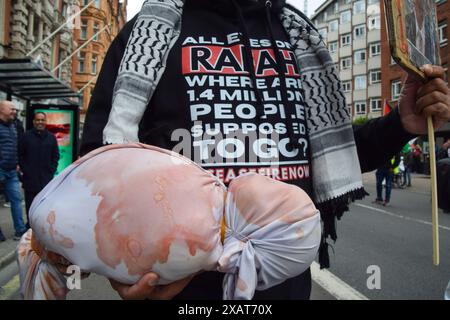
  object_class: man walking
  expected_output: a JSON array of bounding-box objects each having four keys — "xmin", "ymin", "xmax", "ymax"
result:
[
  {"xmin": 374, "ymin": 154, "xmax": 401, "ymax": 206},
  {"xmin": 0, "ymin": 101, "xmax": 27, "ymax": 240},
  {"xmin": 1, "ymin": 106, "xmax": 25, "ymax": 209},
  {"xmin": 19, "ymin": 112, "xmax": 59, "ymax": 228}
]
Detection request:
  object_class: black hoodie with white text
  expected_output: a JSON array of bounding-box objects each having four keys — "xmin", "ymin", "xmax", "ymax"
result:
[{"xmin": 80, "ymin": 0, "xmax": 414, "ymax": 299}]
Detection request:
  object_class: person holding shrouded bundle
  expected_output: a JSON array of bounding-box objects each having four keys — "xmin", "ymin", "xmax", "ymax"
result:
[{"xmin": 17, "ymin": 143, "xmax": 321, "ymax": 300}]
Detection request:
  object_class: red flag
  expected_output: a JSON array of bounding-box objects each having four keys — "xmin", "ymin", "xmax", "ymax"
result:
[{"xmin": 383, "ymin": 100, "xmax": 392, "ymax": 116}]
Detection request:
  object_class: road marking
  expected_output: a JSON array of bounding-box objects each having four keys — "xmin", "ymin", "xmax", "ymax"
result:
[
  {"xmin": 0, "ymin": 274, "xmax": 20, "ymax": 300},
  {"xmin": 354, "ymin": 203, "xmax": 450, "ymax": 231},
  {"xmin": 311, "ymin": 262, "xmax": 369, "ymax": 300}
]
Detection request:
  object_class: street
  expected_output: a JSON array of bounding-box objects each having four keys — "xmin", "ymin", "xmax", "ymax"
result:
[
  {"xmin": 0, "ymin": 172, "xmax": 449, "ymax": 300},
  {"xmin": 327, "ymin": 173, "xmax": 450, "ymax": 300}
]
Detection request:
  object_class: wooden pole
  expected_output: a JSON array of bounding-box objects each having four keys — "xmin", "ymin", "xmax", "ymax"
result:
[{"xmin": 427, "ymin": 116, "xmax": 439, "ymax": 266}]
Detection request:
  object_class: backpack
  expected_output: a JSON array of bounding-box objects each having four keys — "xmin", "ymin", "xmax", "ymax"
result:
[{"xmin": 437, "ymin": 158, "xmax": 450, "ymax": 211}]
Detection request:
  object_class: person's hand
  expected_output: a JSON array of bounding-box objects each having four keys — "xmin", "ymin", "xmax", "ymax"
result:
[
  {"xmin": 109, "ymin": 272, "xmax": 194, "ymax": 300},
  {"xmin": 398, "ymin": 65, "xmax": 450, "ymax": 135}
]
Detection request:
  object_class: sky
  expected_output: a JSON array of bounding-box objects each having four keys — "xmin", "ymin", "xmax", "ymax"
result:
[{"xmin": 127, "ymin": 0, "xmax": 325, "ymax": 21}]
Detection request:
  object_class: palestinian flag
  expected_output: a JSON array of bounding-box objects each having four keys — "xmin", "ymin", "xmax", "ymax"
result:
[{"xmin": 383, "ymin": 100, "xmax": 392, "ymax": 116}]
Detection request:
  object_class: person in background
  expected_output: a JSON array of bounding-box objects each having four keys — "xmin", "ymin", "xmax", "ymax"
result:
[
  {"xmin": 438, "ymin": 138, "xmax": 450, "ymax": 160},
  {"xmin": 412, "ymin": 144, "xmax": 423, "ymax": 173},
  {"xmin": 11, "ymin": 107, "xmax": 24, "ymax": 142},
  {"xmin": 0, "ymin": 100, "xmax": 27, "ymax": 240},
  {"xmin": 374, "ymin": 154, "xmax": 401, "ymax": 206},
  {"xmin": 403, "ymin": 148, "xmax": 413, "ymax": 187},
  {"xmin": 19, "ymin": 112, "xmax": 59, "ymax": 229},
  {"xmin": 1, "ymin": 106, "xmax": 24, "ymax": 209}
]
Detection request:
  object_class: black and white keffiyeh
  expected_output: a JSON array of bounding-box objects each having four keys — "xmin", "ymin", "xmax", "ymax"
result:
[{"xmin": 103, "ymin": 0, "xmax": 367, "ymax": 268}]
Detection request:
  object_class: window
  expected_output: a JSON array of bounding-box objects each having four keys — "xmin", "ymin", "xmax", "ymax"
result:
[
  {"xmin": 334, "ymin": 2, "xmax": 339, "ymax": 13},
  {"xmin": 62, "ymin": 3, "xmax": 67, "ymax": 17},
  {"xmin": 370, "ymin": 70, "xmax": 381, "ymax": 84},
  {"xmin": 80, "ymin": 20, "xmax": 87, "ymax": 40},
  {"xmin": 78, "ymin": 52, "xmax": 86, "ymax": 73},
  {"xmin": 334, "ymin": 62, "xmax": 339, "ymax": 72},
  {"xmin": 368, "ymin": 0, "xmax": 380, "ymax": 4},
  {"xmin": 342, "ymin": 81, "xmax": 352, "ymax": 92},
  {"xmin": 354, "ymin": 50, "xmax": 366, "ymax": 64},
  {"xmin": 329, "ymin": 20, "xmax": 339, "ymax": 32},
  {"xmin": 355, "ymin": 75, "xmax": 367, "ymax": 90},
  {"xmin": 341, "ymin": 10, "xmax": 351, "ymax": 24},
  {"xmin": 319, "ymin": 28, "xmax": 328, "ymax": 40},
  {"xmin": 353, "ymin": 0, "xmax": 366, "ymax": 14},
  {"xmin": 341, "ymin": 57, "xmax": 352, "ymax": 70},
  {"xmin": 91, "ymin": 54, "xmax": 98, "ymax": 74},
  {"xmin": 438, "ymin": 22, "xmax": 448, "ymax": 45},
  {"xmin": 370, "ymin": 98, "xmax": 382, "ymax": 112},
  {"xmin": 370, "ymin": 42, "xmax": 381, "ymax": 56},
  {"xmin": 56, "ymin": 49, "xmax": 63, "ymax": 79},
  {"xmin": 391, "ymin": 80, "xmax": 402, "ymax": 101},
  {"xmin": 354, "ymin": 25, "xmax": 365, "ymax": 38},
  {"xmin": 33, "ymin": 15, "xmax": 39, "ymax": 43},
  {"xmin": 93, "ymin": 22, "xmax": 99, "ymax": 41},
  {"xmin": 368, "ymin": 15, "xmax": 381, "ymax": 30},
  {"xmin": 341, "ymin": 33, "xmax": 351, "ymax": 47},
  {"xmin": 329, "ymin": 41, "xmax": 338, "ymax": 53},
  {"xmin": 355, "ymin": 101, "xmax": 367, "ymax": 115},
  {"xmin": 95, "ymin": 0, "xmax": 100, "ymax": 8}
]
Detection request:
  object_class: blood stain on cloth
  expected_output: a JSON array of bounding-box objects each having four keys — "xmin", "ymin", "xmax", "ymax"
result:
[
  {"xmin": 75, "ymin": 148, "xmax": 224, "ymax": 276},
  {"xmin": 47, "ymin": 211, "xmax": 75, "ymax": 249}
]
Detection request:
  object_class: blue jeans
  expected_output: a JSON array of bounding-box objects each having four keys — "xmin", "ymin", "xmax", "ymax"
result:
[
  {"xmin": 0, "ymin": 168, "xmax": 26, "ymax": 235},
  {"xmin": 403, "ymin": 167, "xmax": 411, "ymax": 186},
  {"xmin": 376, "ymin": 168, "xmax": 393, "ymax": 203}
]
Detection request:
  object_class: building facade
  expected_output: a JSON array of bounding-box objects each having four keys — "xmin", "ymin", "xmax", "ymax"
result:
[
  {"xmin": 0, "ymin": 0, "xmax": 74, "ymax": 85},
  {"xmin": 71, "ymin": 0, "xmax": 127, "ymax": 119},
  {"xmin": 312, "ymin": 0, "xmax": 383, "ymax": 120}
]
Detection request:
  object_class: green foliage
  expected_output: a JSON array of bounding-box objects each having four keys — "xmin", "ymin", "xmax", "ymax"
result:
[{"xmin": 352, "ymin": 116, "xmax": 370, "ymax": 126}]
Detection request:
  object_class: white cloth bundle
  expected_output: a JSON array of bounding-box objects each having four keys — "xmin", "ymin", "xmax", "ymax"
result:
[{"xmin": 17, "ymin": 144, "xmax": 321, "ymax": 300}]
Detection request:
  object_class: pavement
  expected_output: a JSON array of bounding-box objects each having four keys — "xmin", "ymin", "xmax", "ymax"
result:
[
  {"xmin": 331, "ymin": 172, "xmax": 450, "ymax": 300},
  {"xmin": 0, "ymin": 200, "xmax": 25, "ymax": 300}
]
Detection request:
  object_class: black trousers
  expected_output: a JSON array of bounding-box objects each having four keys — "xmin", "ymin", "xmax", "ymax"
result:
[
  {"xmin": 173, "ymin": 268, "xmax": 312, "ymax": 300},
  {"xmin": 24, "ymin": 190, "xmax": 39, "ymax": 227}
]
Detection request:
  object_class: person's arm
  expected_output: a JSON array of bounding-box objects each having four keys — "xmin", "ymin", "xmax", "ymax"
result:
[
  {"xmin": 355, "ymin": 64, "xmax": 450, "ymax": 173},
  {"xmin": 79, "ymin": 16, "xmax": 136, "ymax": 156},
  {"xmin": 353, "ymin": 108, "xmax": 415, "ymax": 173}
]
